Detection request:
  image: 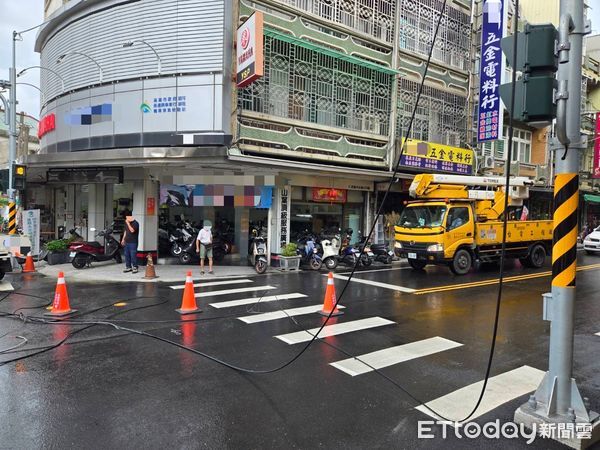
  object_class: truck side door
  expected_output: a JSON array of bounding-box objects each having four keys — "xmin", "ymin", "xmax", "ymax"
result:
[{"xmin": 445, "ymin": 206, "xmax": 475, "ymax": 255}]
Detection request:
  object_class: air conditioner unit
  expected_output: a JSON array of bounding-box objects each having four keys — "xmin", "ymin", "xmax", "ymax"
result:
[{"xmin": 479, "ymin": 155, "xmax": 495, "ymax": 169}]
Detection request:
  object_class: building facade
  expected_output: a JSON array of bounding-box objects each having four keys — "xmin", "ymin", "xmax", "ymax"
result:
[{"xmin": 31, "ymin": 0, "xmax": 476, "ymax": 262}]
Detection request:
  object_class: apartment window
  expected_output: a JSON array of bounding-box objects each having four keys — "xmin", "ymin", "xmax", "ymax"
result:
[
  {"xmin": 482, "ymin": 127, "xmax": 531, "ymax": 162},
  {"xmin": 398, "ymin": 0, "xmax": 471, "ymax": 71},
  {"xmin": 397, "ymin": 79, "xmax": 467, "ymax": 146},
  {"xmin": 240, "ymin": 36, "xmax": 394, "ymax": 136}
]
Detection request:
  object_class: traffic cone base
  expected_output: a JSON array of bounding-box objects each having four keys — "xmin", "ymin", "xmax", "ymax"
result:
[
  {"xmin": 22, "ymin": 253, "xmax": 36, "ymax": 273},
  {"xmin": 44, "ymin": 308, "xmax": 78, "ymax": 317},
  {"xmin": 319, "ymin": 272, "xmax": 344, "ymax": 316},
  {"xmin": 44, "ymin": 271, "xmax": 76, "ymax": 317},
  {"xmin": 176, "ymin": 271, "xmax": 202, "ymax": 315}
]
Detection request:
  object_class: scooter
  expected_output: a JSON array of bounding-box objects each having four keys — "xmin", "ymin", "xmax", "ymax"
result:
[
  {"xmin": 320, "ymin": 234, "xmax": 340, "ymax": 270},
  {"xmin": 354, "ymin": 233, "xmax": 375, "ymax": 267},
  {"xmin": 178, "ymin": 237, "xmax": 227, "ymax": 264},
  {"xmin": 370, "ymin": 243, "xmax": 394, "ymax": 264},
  {"xmin": 249, "ymin": 228, "xmax": 268, "ymax": 274},
  {"xmin": 338, "ymin": 229, "xmax": 359, "ymax": 267},
  {"xmin": 296, "ymin": 231, "xmax": 322, "ymax": 270},
  {"xmin": 67, "ymin": 227, "xmax": 104, "ymax": 255},
  {"xmin": 70, "ymin": 224, "xmax": 122, "ymax": 269}
]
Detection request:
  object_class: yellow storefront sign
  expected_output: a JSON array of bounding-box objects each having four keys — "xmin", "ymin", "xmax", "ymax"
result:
[{"xmin": 400, "ymin": 138, "xmax": 475, "ymax": 174}]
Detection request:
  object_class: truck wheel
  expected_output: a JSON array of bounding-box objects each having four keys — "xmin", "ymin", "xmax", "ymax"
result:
[
  {"xmin": 450, "ymin": 249, "xmax": 472, "ymax": 275},
  {"xmin": 408, "ymin": 259, "xmax": 427, "ymax": 270},
  {"xmin": 526, "ymin": 244, "xmax": 546, "ymax": 268}
]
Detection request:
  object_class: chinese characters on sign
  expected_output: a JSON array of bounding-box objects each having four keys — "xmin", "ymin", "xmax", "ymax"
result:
[
  {"xmin": 593, "ymin": 112, "xmax": 600, "ymax": 179},
  {"xmin": 478, "ymin": 0, "xmax": 506, "ymax": 143},
  {"xmin": 236, "ymin": 12, "xmax": 264, "ymax": 88},
  {"xmin": 23, "ymin": 209, "xmax": 40, "ymax": 256},
  {"xmin": 279, "ymin": 188, "xmax": 289, "ymax": 251},
  {"xmin": 400, "ymin": 138, "xmax": 475, "ymax": 175}
]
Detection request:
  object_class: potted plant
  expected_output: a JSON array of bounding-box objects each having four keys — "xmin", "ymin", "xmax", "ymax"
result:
[
  {"xmin": 279, "ymin": 243, "xmax": 301, "ymax": 271},
  {"xmin": 46, "ymin": 239, "xmax": 69, "ymax": 265}
]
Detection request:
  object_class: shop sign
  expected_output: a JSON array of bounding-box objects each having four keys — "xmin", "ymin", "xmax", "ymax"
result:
[
  {"xmin": 146, "ymin": 198, "xmax": 156, "ymax": 215},
  {"xmin": 38, "ymin": 113, "xmax": 56, "ymax": 138},
  {"xmin": 47, "ymin": 167, "xmax": 123, "ymax": 184},
  {"xmin": 141, "ymin": 96, "xmax": 187, "ymax": 114},
  {"xmin": 65, "ymin": 103, "xmax": 112, "ymax": 125},
  {"xmin": 236, "ymin": 12, "xmax": 264, "ymax": 88},
  {"xmin": 279, "ymin": 188, "xmax": 289, "ymax": 250},
  {"xmin": 400, "ymin": 138, "xmax": 474, "ymax": 175},
  {"xmin": 312, "ymin": 187, "xmax": 347, "ymax": 203},
  {"xmin": 23, "ymin": 209, "xmax": 40, "ymax": 256},
  {"xmin": 477, "ymin": 0, "xmax": 506, "ymax": 143},
  {"xmin": 593, "ymin": 112, "xmax": 600, "ymax": 179}
]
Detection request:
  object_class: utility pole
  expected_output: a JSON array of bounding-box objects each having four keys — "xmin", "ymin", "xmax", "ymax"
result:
[
  {"xmin": 7, "ymin": 31, "xmax": 18, "ymax": 235},
  {"xmin": 514, "ymin": 0, "xmax": 599, "ymax": 448}
]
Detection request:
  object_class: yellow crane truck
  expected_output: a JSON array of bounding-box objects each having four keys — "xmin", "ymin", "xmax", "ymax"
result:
[{"xmin": 394, "ymin": 174, "xmax": 553, "ymax": 275}]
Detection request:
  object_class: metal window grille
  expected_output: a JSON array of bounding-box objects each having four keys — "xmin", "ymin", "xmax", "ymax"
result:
[
  {"xmin": 397, "ymin": 78, "xmax": 467, "ymax": 146},
  {"xmin": 240, "ymin": 36, "xmax": 393, "ymax": 135},
  {"xmin": 398, "ymin": 0, "xmax": 471, "ymax": 71},
  {"xmin": 279, "ymin": 0, "xmax": 396, "ymax": 43}
]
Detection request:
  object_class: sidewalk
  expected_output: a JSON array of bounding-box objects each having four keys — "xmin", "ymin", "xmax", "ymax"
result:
[{"xmin": 36, "ymin": 261, "xmax": 274, "ymax": 283}]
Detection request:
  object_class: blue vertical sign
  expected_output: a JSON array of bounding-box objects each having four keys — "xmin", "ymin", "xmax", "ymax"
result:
[{"xmin": 478, "ymin": 0, "xmax": 506, "ymax": 142}]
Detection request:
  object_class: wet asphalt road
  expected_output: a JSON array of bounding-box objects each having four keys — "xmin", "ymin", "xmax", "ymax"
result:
[{"xmin": 0, "ymin": 254, "xmax": 599, "ymax": 449}]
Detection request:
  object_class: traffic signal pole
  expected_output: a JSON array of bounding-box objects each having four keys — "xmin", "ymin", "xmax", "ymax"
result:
[
  {"xmin": 514, "ymin": 0, "xmax": 599, "ymax": 448},
  {"xmin": 7, "ymin": 31, "xmax": 18, "ymax": 235}
]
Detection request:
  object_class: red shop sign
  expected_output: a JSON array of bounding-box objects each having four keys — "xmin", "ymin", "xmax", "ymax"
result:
[
  {"xmin": 38, "ymin": 113, "xmax": 56, "ymax": 139},
  {"xmin": 312, "ymin": 187, "xmax": 347, "ymax": 203}
]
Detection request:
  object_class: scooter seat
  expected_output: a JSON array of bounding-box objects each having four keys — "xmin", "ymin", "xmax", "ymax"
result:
[{"xmin": 85, "ymin": 241, "xmax": 103, "ymax": 248}]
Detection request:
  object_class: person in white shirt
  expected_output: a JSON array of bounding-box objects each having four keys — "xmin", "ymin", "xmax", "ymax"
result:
[{"xmin": 196, "ymin": 221, "xmax": 213, "ymax": 274}]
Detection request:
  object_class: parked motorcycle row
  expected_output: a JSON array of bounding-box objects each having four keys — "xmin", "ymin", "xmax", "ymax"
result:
[{"xmin": 293, "ymin": 228, "xmax": 395, "ymax": 271}]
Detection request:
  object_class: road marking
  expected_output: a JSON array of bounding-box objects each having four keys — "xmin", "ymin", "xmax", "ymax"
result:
[
  {"xmin": 332, "ymin": 274, "xmax": 416, "ymax": 293},
  {"xmin": 170, "ymin": 279, "xmax": 253, "ymax": 290},
  {"xmin": 415, "ymin": 365, "xmax": 545, "ymax": 422},
  {"xmin": 414, "ymin": 263, "xmax": 600, "ymax": 295},
  {"xmin": 0, "ymin": 282, "xmax": 14, "ymax": 292},
  {"xmin": 337, "ymin": 266, "xmax": 411, "ymax": 275},
  {"xmin": 595, "ymin": 332, "xmax": 600, "ymax": 337},
  {"xmin": 194, "ymin": 285, "xmax": 276, "ymax": 299},
  {"xmin": 275, "ymin": 317, "xmax": 395, "ymax": 344},
  {"xmin": 238, "ymin": 304, "xmax": 346, "ymax": 324},
  {"xmin": 209, "ymin": 293, "xmax": 307, "ymax": 309},
  {"xmin": 330, "ymin": 337, "xmax": 463, "ymax": 376}
]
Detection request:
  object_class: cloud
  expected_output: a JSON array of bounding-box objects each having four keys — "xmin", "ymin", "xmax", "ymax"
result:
[{"xmin": 0, "ymin": 0, "xmax": 44, "ymax": 119}]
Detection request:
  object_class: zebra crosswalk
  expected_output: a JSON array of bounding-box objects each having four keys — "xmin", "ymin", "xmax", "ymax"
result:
[{"xmin": 167, "ymin": 276, "xmax": 553, "ymax": 426}]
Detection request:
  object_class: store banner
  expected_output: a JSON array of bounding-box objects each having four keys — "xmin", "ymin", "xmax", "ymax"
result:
[
  {"xmin": 593, "ymin": 112, "xmax": 600, "ymax": 179},
  {"xmin": 477, "ymin": 0, "xmax": 506, "ymax": 143},
  {"xmin": 160, "ymin": 185, "xmax": 194, "ymax": 206},
  {"xmin": 236, "ymin": 12, "xmax": 264, "ymax": 87},
  {"xmin": 23, "ymin": 209, "xmax": 40, "ymax": 256},
  {"xmin": 400, "ymin": 138, "xmax": 474, "ymax": 175},
  {"xmin": 312, "ymin": 188, "xmax": 347, "ymax": 203},
  {"xmin": 160, "ymin": 184, "xmax": 274, "ymax": 208}
]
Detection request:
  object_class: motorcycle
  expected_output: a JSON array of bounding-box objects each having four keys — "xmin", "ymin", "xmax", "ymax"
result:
[
  {"xmin": 66, "ymin": 227, "xmax": 105, "ymax": 256},
  {"xmin": 370, "ymin": 243, "xmax": 394, "ymax": 264},
  {"xmin": 70, "ymin": 224, "xmax": 122, "ymax": 269},
  {"xmin": 337, "ymin": 228, "xmax": 360, "ymax": 267},
  {"xmin": 320, "ymin": 235, "xmax": 340, "ymax": 270},
  {"xmin": 296, "ymin": 231, "xmax": 322, "ymax": 270},
  {"xmin": 355, "ymin": 233, "xmax": 375, "ymax": 267},
  {"xmin": 249, "ymin": 228, "xmax": 268, "ymax": 274},
  {"xmin": 169, "ymin": 220, "xmax": 196, "ymax": 257},
  {"xmin": 178, "ymin": 237, "xmax": 227, "ymax": 264}
]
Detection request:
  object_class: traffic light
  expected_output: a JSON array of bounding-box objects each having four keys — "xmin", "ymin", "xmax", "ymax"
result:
[
  {"xmin": 499, "ymin": 23, "xmax": 558, "ymax": 125},
  {"xmin": 12, "ymin": 164, "xmax": 26, "ymax": 190}
]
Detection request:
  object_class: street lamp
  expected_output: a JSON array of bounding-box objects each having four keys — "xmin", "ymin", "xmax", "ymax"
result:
[
  {"xmin": 57, "ymin": 51, "xmax": 104, "ymax": 83},
  {"xmin": 17, "ymin": 66, "xmax": 66, "ymax": 93},
  {"xmin": 16, "ymin": 82, "xmax": 46, "ymax": 104},
  {"xmin": 122, "ymin": 40, "xmax": 162, "ymax": 75}
]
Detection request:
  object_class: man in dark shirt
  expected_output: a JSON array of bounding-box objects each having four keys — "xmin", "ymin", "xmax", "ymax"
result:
[{"xmin": 121, "ymin": 215, "xmax": 140, "ymax": 273}]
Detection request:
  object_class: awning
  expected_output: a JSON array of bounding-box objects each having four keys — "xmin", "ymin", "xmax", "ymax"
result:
[
  {"xmin": 584, "ymin": 193, "xmax": 600, "ymax": 204},
  {"xmin": 263, "ymin": 27, "xmax": 401, "ymax": 76}
]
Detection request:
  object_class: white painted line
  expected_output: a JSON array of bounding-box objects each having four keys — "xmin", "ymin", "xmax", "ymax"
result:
[
  {"xmin": 330, "ymin": 337, "xmax": 463, "ymax": 376},
  {"xmin": 415, "ymin": 365, "xmax": 545, "ymax": 422},
  {"xmin": 210, "ymin": 293, "xmax": 307, "ymax": 309},
  {"xmin": 170, "ymin": 279, "xmax": 253, "ymax": 290},
  {"xmin": 336, "ymin": 266, "xmax": 411, "ymax": 275},
  {"xmin": 238, "ymin": 304, "xmax": 346, "ymax": 324},
  {"xmin": 275, "ymin": 317, "xmax": 395, "ymax": 345},
  {"xmin": 0, "ymin": 282, "xmax": 14, "ymax": 292},
  {"xmin": 194, "ymin": 285, "xmax": 276, "ymax": 299},
  {"xmin": 332, "ymin": 274, "xmax": 416, "ymax": 293},
  {"xmin": 595, "ymin": 332, "xmax": 600, "ymax": 337}
]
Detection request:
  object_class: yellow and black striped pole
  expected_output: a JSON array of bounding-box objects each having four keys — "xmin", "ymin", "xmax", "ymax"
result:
[
  {"xmin": 8, "ymin": 202, "xmax": 16, "ymax": 235},
  {"xmin": 551, "ymin": 173, "xmax": 579, "ymax": 287}
]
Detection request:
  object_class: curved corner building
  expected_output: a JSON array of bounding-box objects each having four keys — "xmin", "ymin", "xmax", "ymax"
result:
[{"xmin": 30, "ymin": 0, "xmax": 474, "ymax": 262}]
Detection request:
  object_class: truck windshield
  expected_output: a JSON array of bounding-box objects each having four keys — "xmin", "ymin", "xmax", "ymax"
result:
[{"xmin": 398, "ymin": 205, "xmax": 447, "ymax": 228}]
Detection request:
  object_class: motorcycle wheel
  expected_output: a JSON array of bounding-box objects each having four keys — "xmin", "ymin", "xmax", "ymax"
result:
[
  {"xmin": 170, "ymin": 243, "xmax": 182, "ymax": 257},
  {"xmin": 309, "ymin": 256, "xmax": 323, "ymax": 271},
  {"xmin": 385, "ymin": 255, "xmax": 393, "ymax": 264},
  {"xmin": 72, "ymin": 254, "xmax": 88, "ymax": 269},
  {"xmin": 114, "ymin": 253, "xmax": 122, "ymax": 264},
  {"xmin": 179, "ymin": 252, "xmax": 192, "ymax": 264},
  {"xmin": 361, "ymin": 254, "xmax": 373, "ymax": 267},
  {"xmin": 255, "ymin": 259, "xmax": 268, "ymax": 274},
  {"xmin": 325, "ymin": 257, "xmax": 338, "ymax": 270}
]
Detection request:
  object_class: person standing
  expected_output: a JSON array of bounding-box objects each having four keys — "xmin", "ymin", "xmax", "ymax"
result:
[
  {"xmin": 121, "ymin": 215, "xmax": 140, "ymax": 274},
  {"xmin": 196, "ymin": 221, "xmax": 214, "ymax": 275}
]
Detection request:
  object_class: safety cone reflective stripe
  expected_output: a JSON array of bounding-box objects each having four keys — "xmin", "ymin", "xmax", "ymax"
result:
[
  {"xmin": 176, "ymin": 271, "xmax": 201, "ymax": 315},
  {"xmin": 319, "ymin": 272, "xmax": 344, "ymax": 317},
  {"xmin": 45, "ymin": 271, "xmax": 76, "ymax": 317},
  {"xmin": 22, "ymin": 253, "xmax": 36, "ymax": 273}
]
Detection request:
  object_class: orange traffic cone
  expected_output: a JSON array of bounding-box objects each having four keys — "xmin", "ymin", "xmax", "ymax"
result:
[
  {"xmin": 176, "ymin": 271, "xmax": 201, "ymax": 315},
  {"xmin": 319, "ymin": 272, "xmax": 344, "ymax": 317},
  {"xmin": 44, "ymin": 272, "xmax": 77, "ymax": 317},
  {"xmin": 22, "ymin": 252, "xmax": 36, "ymax": 273}
]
